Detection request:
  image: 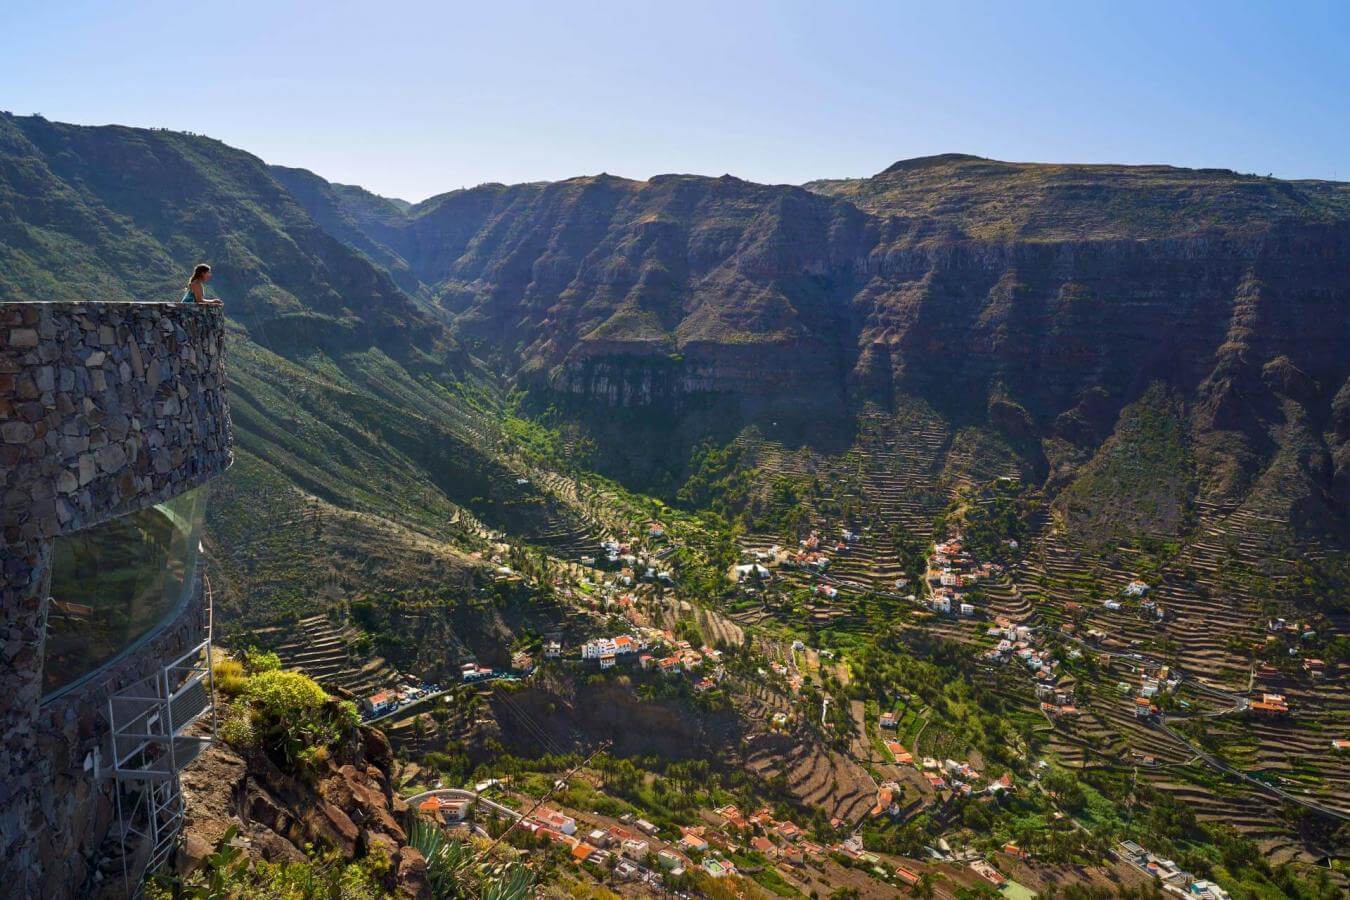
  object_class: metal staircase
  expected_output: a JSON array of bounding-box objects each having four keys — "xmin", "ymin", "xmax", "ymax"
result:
[{"xmin": 107, "ymin": 575, "xmax": 216, "ymax": 894}]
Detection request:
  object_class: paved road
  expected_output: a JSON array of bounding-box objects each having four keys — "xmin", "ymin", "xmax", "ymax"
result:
[
  {"xmin": 405, "ymin": 787, "xmax": 524, "ymax": 822},
  {"xmin": 1153, "ymin": 720, "xmax": 1349, "ymax": 822},
  {"xmin": 362, "ymin": 688, "xmax": 454, "ymax": 725}
]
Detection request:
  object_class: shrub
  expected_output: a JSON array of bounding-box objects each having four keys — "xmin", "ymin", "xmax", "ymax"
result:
[
  {"xmin": 147, "ymin": 824, "xmax": 386, "ymax": 900},
  {"xmin": 240, "ymin": 646, "xmax": 283, "ymax": 674},
  {"xmin": 240, "ymin": 669, "xmax": 358, "ymax": 768},
  {"xmin": 218, "ymin": 708, "xmax": 257, "ymax": 749},
  {"xmin": 213, "ymin": 657, "xmax": 247, "ymax": 698}
]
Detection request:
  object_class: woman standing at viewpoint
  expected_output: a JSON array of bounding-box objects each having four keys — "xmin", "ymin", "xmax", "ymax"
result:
[{"xmin": 181, "ymin": 264, "xmax": 222, "ymax": 305}]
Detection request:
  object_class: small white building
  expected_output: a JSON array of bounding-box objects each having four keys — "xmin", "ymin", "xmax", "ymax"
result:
[{"xmin": 535, "ymin": 808, "xmax": 576, "ymax": 835}]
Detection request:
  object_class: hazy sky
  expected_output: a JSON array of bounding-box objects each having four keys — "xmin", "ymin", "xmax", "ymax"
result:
[{"xmin": 4, "ymin": 0, "xmax": 1347, "ymax": 201}]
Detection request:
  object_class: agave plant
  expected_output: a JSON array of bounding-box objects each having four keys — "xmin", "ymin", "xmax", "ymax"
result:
[
  {"xmin": 479, "ymin": 863, "xmax": 534, "ymax": 900},
  {"xmin": 408, "ymin": 816, "xmax": 534, "ymax": 900}
]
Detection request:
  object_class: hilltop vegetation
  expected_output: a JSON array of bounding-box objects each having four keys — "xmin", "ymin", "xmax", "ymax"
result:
[{"xmin": 805, "ymin": 153, "xmax": 1350, "ymax": 242}]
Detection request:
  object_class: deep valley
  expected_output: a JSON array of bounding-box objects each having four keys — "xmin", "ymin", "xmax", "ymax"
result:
[{"xmin": 3, "ymin": 112, "xmax": 1347, "ymax": 899}]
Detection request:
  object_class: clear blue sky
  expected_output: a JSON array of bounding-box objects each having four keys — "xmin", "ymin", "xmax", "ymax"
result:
[{"xmin": 4, "ymin": 0, "xmax": 1347, "ymax": 201}]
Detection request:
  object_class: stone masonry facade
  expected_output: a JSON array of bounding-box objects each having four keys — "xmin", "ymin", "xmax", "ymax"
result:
[{"xmin": 1, "ymin": 302, "xmax": 232, "ymax": 897}]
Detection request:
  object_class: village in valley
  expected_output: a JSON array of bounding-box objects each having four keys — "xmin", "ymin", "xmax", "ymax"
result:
[{"xmin": 249, "ymin": 423, "xmax": 1347, "ymax": 899}]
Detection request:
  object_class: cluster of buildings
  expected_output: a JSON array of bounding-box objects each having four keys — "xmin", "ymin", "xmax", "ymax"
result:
[
  {"xmin": 713, "ymin": 805, "xmax": 823, "ymax": 866},
  {"xmin": 514, "ymin": 812, "xmax": 712, "ymax": 886},
  {"xmin": 986, "ymin": 618, "xmax": 1058, "ymax": 680},
  {"xmin": 1261, "ymin": 618, "xmax": 1332, "ymax": 683},
  {"xmin": 767, "ymin": 658, "xmax": 805, "ymax": 694},
  {"xmin": 581, "ymin": 633, "xmax": 646, "ymax": 669},
  {"xmin": 926, "ymin": 536, "xmax": 995, "ymax": 617},
  {"xmin": 1117, "ymin": 841, "xmax": 1232, "ymax": 899},
  {"xmin": 981, "ymin": 616, "xmax": 1092, "ymax": 720},
  {"xmin": 878, "ymin": 710, "xmax": 1017, "ymax": 803},
  {"xmin": 575, "ymin": 627, "xmax": 727, "ymax": 692},
  {"xmin": 918, "ymin": 757, "xmax": 1011, "ymax": 797},
  {"xmin": 1110, "ymin": 663, "xmax": 1180, "ymax": 720},
  {"xmin": 1102, "ymin": 579, "xmax": 1167, "ymax": 620},
  {"xmin": 359, "ymin": 643, "xmax": 547, "ymax": 721},
  {"xmin": 790, "ymin": 530, "xmax": 834, "ymax": 573},
  {"xmin": 592, "ymin": 538, "xmax": 672, "ymax": 585},
  {"xmin": 359, "ymin": 679, "xmax": 444, "ymax": 719},
  {"xmin": 736, "ymin": 526, "xmax": 858, "ymax": 588}
]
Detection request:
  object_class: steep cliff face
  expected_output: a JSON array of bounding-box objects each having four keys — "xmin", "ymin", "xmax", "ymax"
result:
[
  {"xmin": 289, "ymin": 156, "xmax": 1350, "ymax": 536},
  {"xmin": 3, "ymin": 113, "xmax": 1345, "ymax": 540},
  {"xmin": 176, "ymin": 723, "xmax": 430, "ymax": 897}
]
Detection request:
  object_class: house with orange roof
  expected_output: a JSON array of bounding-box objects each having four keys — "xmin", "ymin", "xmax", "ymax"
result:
[
  {"xmin": 748, "ymin": 807, "xmax": 775, "ymax": 826},
  {"xmin": 750, "ymin": 836, "xmax": 778, "ymax": 857},
  {"xmin": 871, "ymin": 786, "xmax": 895, "ymax": 818},
  {"xmin": 678, "ymin": 828, "xmax": 709, "ymax": 852},
  {"xmin": 361, "ymin": 689, "xmax": 397, "ymax": 717},
  {"xmin": 885, "ymin": 740, "xmax": 913, "ymax": 764},
  {"xmin": 535, "ymin": 808, "xmax": 576, "ymax": 835},
  {"xmin": 894, "ymin": 865, "xmax": 921, "ymax": 886}
]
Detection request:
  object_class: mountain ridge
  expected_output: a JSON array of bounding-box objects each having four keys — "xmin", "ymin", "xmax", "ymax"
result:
[
  {"xmin": 3, "ymin": 114, "xmax": 1347, "ymax": 575},
  {"xmin": 274, "ymin": 144, "xmax": 1350, "ymax": 541}
]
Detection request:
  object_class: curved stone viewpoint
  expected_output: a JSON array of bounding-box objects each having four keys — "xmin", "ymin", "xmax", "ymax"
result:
[{"xmin": 1, "ymin": 301, "xmax": 232, "ymax": 898}]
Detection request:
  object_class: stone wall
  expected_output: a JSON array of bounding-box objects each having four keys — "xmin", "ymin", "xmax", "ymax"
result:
[
  {"xmin": 1, "ymin": 302, "xmax": 231, "ymax": 898},
  {"xmin": 1, "ymin": 302, "xmax": 232, "ymax": 541}
]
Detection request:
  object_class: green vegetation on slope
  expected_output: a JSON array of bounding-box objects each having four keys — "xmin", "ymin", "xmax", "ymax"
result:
[{"xmin": 1057, "ymin": 383, "xmax": 1196, "ymax": 546}]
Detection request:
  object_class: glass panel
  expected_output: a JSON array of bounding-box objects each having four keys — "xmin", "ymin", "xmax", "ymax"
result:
[{"xmin": 42, "ymin": 486, "xmax": 206, "ymax": 698}]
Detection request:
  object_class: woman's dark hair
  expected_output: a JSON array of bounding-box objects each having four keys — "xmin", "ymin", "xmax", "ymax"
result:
[{"xmin": 189, "ymin": 263, "xmax": 211, "ymax": 283}]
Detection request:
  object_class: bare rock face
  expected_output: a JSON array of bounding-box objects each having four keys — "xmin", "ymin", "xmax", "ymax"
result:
[
  {"xmin": 395, "ymin": 847, "xmax": 433, "ymax": 900},
  {"xmin": 273, "ymin": 158, "xmax": 1350, "ymax": 536},
  {"xmin": 177, "ymin": 726, "xmax": 421, "ymax": 895}
]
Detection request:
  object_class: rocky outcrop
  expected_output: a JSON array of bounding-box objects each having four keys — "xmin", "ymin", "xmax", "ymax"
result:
[{"xmin": 176, "ymin": 724, "xmax": 427, "ymax": 897}]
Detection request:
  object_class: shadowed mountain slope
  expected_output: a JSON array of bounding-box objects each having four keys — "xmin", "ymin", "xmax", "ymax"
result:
[
  {"xmin": 1, "ymin": 112, "xmax": 1345, "ymax": 606},
  {"xmin": 282, "ymin": 154, "xmax": 1350, "ymax": 543},
  {"xmin": 0, "ymin": 114, "xmax": 579, "ymax": 623}
]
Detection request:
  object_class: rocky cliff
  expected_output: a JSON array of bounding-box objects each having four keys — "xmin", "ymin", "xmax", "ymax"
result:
[
  {"xmin": 282, "ymin": 156, "xmax": 1350, "ymax": 539},
  {"xmin": 175, "ymin": 723, "xmax": 429, "ymax": 897},
  {"xmin": 2, "ymin": 112, "xmax": 1345, "ymax": 544}
]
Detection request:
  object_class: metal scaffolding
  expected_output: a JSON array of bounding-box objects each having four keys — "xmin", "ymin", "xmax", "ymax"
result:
[{"xmin": 107, "ymin": 577, "xmax": 216, "ymax": 895}]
